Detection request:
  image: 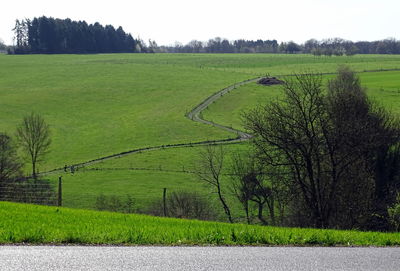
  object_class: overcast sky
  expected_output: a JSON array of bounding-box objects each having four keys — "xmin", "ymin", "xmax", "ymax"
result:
[{"xmin": 1, "ymin": 0, "xmax": 399, "ymax": 46}]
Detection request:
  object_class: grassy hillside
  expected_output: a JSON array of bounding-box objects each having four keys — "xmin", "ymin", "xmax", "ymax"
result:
[
  {"xmin": 47, "ymin": 70, "xmax": 400, "ymax": 212},
  {"xmin": 1, "ymin": 53, "xmax": 400, "ymax": 214},
  {"xmin": 1, "ymin": 201, "xmax": 399, "ymax": 246},
  {"xmin": 0, "ymin": 54, "xmax": 245, "ymax": 171},
  {"xmin": 49, "ymin": 143, "xmax": 250, "ymax": 217},
  {"xmin": 1, "ymin": 54, "xmax": 400, "ymax": 173},
  {"xmin": 203, "ymin": 71, "xmax": 400, "ymax": 130}
]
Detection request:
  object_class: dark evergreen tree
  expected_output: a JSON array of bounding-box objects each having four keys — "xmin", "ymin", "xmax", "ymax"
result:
[{"xmin": 13, "ymin": 16, "xmax": 139, "ymax": 54}]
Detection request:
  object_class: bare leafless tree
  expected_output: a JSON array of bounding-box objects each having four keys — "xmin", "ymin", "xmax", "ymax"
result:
[
  {"xmin": 244, "ymin": 73, "xmax": 331, "ymax": 227},
  {"xmin": 243, "ymin": 67, "xmax": 400, "ymax": 229},
  {"xmin": 195, "ymin": 144, "xmax": 233, "ymax": 223},
  {"xmin": 16, "ymin": 112, "xmax": 51, "ymax": 178}
]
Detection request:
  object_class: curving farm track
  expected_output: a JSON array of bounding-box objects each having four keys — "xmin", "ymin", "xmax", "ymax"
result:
[
  {"xmin": 40, "ymin": 67, "xmax": 400, "ymax": 176},
  {"xmin": 40, "ymin": 77, "xmax": 261, "ymax": 175}
]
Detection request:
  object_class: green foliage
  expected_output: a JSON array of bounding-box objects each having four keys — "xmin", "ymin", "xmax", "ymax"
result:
[
  {"xmin": 0, "ymin": 38, "xmax": 7, "ymax": 51},
  {"xmin": 388, "ymin": 194, "xmax": 400, "ymax": 232},
  {"xmin": 13, "ymin": 17, "xmax": 139, "ymax": 54},
  {"xmin": 0, "ymin": 201, "xmax": 399, "ymax": 245}
]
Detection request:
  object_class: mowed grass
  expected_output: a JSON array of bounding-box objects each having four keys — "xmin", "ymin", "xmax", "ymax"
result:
[
  {"xmin": 1, "ymin": 201, "xmax": 399, "ymax": 246},
  {"xmin": 1, "ymin": 54, "xmax": 400, "ymax": 174}
]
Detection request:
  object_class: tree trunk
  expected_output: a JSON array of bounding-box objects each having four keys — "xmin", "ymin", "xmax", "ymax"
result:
[
  {"xmin": 244, "ymin": 200, "xmax": 250, "ymax": 224},
  {"xmin": 257, "ymin": 203, "xmax": 268, "ymax": 225},
  {"xmin": 32, "ymin": 160, "xmax": 37, "ymax": 179},
  {"xmin": 217, "ymin": 185, "xmax": 233, "ymax": 223}
]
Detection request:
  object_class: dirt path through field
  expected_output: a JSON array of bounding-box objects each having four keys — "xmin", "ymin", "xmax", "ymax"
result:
[
  {"xmin": 186, "ymin": 77, "xmax": 259, "ymax": 140},
  {"xmin": 40, "ymin": 77, "xmax": 260, "ymax": 175},
  {"xmin": 42, "ymin": 68, "xmax": 400, "ymax": 176}
]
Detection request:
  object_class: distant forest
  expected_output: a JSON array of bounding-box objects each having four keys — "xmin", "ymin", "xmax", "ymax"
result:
[
  {"xmin": 8, "ymin": 16, "xmax": 400, "ymax": 55},
  {"xmin": 11, "ymin": 16, "xmax": 144, "ymax": 54},
  {"xmin": 153, "ymin": 37, "xmax": 400, "ymax": 55}
]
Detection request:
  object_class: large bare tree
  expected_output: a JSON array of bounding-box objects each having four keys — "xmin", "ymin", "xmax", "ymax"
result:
[
  {"xmin": 16, "ymin": 112, "xmax": 51, "ymax": 178},
  {"xmin": 244, "ymin": 67, "xmax": 399, "ymax": 229}
]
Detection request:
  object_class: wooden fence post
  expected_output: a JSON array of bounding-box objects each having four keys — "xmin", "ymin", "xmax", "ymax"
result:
[
  {"xmin": 163, "ymin": 188, "xmax": 167, "ymax": 216},
  {"xmin": 58, "ymin": 176, "xmax": 62, "ymax": 207}
]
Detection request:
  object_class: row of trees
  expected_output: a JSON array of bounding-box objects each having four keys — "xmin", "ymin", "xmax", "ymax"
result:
[
  {"xmin": 155, "ymin": 38, "xmax": 279, "ymax": 53},
  {"xmin": 0, "ymin": 38, "xmax": 7, "ymax": 52},
  {"xmin": 8, "ymin": 20, "xmax": 400, "ymax": 55},
  {"xmin": 197, "ymin": 67, "xmax": 400, "ymax": 230},
  {"xmin": 303, "ymin": 38, "xmax": 400, "ymax": 56},
  {"xmin": 12, "ymin": 16, "xmax": 143, "ymax": 54},
  {"xmin": 153, "ymin": 37, "xmax": 400, "ymax": 55}
]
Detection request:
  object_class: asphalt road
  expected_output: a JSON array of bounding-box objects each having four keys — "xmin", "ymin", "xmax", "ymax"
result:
[{"xmin": 0, "ymin": 246, "xmax": 399, "ymax": 270}]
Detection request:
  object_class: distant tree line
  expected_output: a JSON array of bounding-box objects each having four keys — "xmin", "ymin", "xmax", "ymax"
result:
[
  {"xmin": 8, "ymin": 21, "xmax": 400, "ymax": 55},
  {"xmin": 11, "ymin": 16, "xmax": 144, "ymax": 54},
  {"xmin": 304, "ymin": 38, "xmax": 400, "ymax": 56},
  {"xmin": 151, "ymin": 37, "xmax": 400, "ymax": 55},
  {"xmin": 154, "ymin": 38, "xmax": 279, "ymax": 53}
]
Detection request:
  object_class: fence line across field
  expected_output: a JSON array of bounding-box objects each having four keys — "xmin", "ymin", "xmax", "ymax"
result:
[
  {"xmin": 0, "ymin": 176, "xmax": 63, "ymax": 207},
  {"xmin": 78, "ymin": 166, "xmax": 272, "ymax": 176},
  {"xmin": 0, "ymin": 177, "xmax": 239, "ymax": 215}
]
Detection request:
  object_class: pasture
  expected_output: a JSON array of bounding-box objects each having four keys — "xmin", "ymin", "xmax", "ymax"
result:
[{"xmin": 1, "ymin": 53, "xmax": 400, "ymax": 214}]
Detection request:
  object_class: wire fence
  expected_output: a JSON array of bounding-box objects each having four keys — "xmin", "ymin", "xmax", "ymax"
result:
[
  {"xmin": 70, "ymin": 165, "xmax": 272, "ymax": 177},
  {"xmin": 0, "ymin": 180, "xmax": 58, "ymax": 206},
  {"xmin": 0, "ymin": 177, "xmax": 239, "ymax": 220},
  {"xmin": 62, "ymin": 189, "xmax": 238, "ymax": 221}
]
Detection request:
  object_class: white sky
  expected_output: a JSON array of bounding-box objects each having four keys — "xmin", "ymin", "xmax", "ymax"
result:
[{"xmin": 1, "ymin": 0, "xmax": 399, "ymax": 46}]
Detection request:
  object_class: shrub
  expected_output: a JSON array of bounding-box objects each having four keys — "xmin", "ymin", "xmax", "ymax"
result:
[
  {"xmin": 388, "ymin": 193, "xmax": 400, "ymax": 232},
  {"xmin": 146, "ymin": 190, "xmax": 217, "ymax": 221}
]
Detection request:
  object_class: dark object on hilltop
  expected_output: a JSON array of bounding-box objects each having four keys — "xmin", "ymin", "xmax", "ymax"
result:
[{"xmin": 258, "ymin": 77, "xmax": 285, "ymax": 86}]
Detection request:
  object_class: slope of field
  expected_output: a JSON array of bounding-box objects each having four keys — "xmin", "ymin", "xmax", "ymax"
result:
[
  {"xmin": 2, "ymin": 54, "xmax": 400, "ymax": 215},
  {"xmin": 2, "ymin": 54, "xmax": 400, "ymax": 173},
  {"xmin": 54, "ymin": 70, "xmax": 400, "ymax": 212},
  {"xmin": 0, "ymin": 54, "xmax": 247, "ymax": 171},
  {"xmin": 49, "ymin": 143, "xmax": 250, "ymax": 217},
  {"xmin": 203, "ymin": 71, "xmax": 400, "ymax": 130},
  {"xmin": 1, "ymin": 201, "xmax": 399, "ymax": 246}
]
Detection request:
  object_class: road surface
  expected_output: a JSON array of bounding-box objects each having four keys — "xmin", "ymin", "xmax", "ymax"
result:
[{"xmin": 0, "ymin": 246, "xmax": 399, "ymax": 270}]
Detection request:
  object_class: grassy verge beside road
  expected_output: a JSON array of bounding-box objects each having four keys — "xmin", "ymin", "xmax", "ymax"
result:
[{"xmin": 1, "ymin": 202, "xmax": 399, "ymax": 246}]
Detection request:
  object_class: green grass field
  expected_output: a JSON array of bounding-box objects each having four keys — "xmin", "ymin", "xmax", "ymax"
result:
[
  {"xmin": 50, "ymin": 143, "xmax": 251, "ymax": 218},
  {"xmin": 1, "ymin": 201, "xmax": 399, "ymax": 246},
  {"xmin": 203, "ymin": 71, "xmax": 400, "ymax": 130},
  {"xmin": 1, "ymin": 53, "xmax": 400, "ymax": 214},
  {"xmin": 1, "ymin": 54, "xmax": 400, "ymax": 171}
]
